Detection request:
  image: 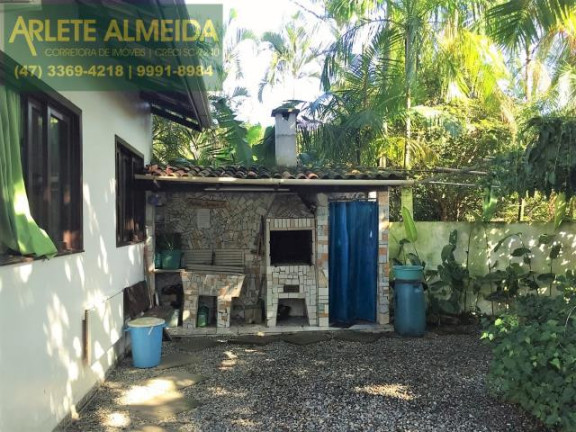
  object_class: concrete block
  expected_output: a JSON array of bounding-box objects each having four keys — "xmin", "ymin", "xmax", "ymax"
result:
[{"xmin": 378, "ymin": 313, "xmax": 390, "ymax": 325}]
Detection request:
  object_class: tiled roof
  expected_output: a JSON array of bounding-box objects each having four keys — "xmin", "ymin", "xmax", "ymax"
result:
[{"xmin": 143, "ymin": 164, "xmax": 406, "ymax": 181}]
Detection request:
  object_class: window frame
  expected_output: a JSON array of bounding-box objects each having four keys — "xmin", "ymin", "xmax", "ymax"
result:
[
  {"xmin": 115, "ymin": 136, "xmax": 145, "ymax": 247},
  {"xmin": 20, "ymin": 92, "xmax": 84, "ymax": 255},
  {"xmin": 20, "ymin": 93, "xmax": 83, "ymax": 254}
]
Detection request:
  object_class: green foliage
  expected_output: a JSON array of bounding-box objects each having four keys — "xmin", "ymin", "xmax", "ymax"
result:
[
  {"xmin": 210, "ymin": 97, "xmax": 253, "ymax": 164},
  {"xmin": 482, "ymin": 263, "xmax": 535, "ymax": 302},
  {"xmin": 521, "ymin": 117, "xmax": 576, "ymax": 200},
  {"xmin": 152, "ymin": 95, "xmax": 266, "ymax": 167},
  {"xmin": 428, "ymin": 230, "xmax": 469, "ymax": 315},
  {"xmin": 393, "ymin": 206, "xmax": 424, "ymax": 268},
  {"xmin": 491, "ymin": 118, "xmax": 576, "ymax": 213},
  {"xmin": 555, "ymin": 192, "xmax": 567, "ymax": 229},
  {"xmin": 482, "ymin": 187, "xmax": 498, "ymax": 222},
  {"xmin": 156, "ymin": 232, "xmax": 182, "ymax": 251},
  {"xmin": 301, "ymin": 47, "xmax": 394, "ymax": 166},
  {"xmin": 252, "ymin": 126, "xmax": 275, "ymax": 166},
  {"xmin": 482, "ymin": 294, "xmax": 576, "ymax": 430},
  {"xmin": 152, "ymin": 116, "xmax": 196, "ymax": 164},
  {"xmin": 424, "ymin": 228, "xmax": 565, "ymax": 315},
  {"xmin": 556, "ymin": 270, "xmax": 576, "ymax": 297},
  {"xmin": 393, "ymin": 238, "xmax": 423, "ymax": 267},
  {"xmin": 487, "ymin": 0, "xmax": 576, "ymax": 108},
  {"xmin": 318, "ymin": 0, "xmax": 576, "ymax": 222},
  {"xmin": 389, "ymin": 101, "xmax": 515, "ymax": 222},
  {"xmin": 318, "ymin": 0, "xmax": 515, "ymax": 172},
  {"xmin": 401, "ymin": 206, "xmax": 418, "ymax": 243},
  {"xmin": 480, "ymin": 230, "xmax": 564, "ymax": 305}
]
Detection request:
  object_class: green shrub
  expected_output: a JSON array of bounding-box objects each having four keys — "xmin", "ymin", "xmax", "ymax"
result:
[{"xmin": 482, "ymin": 295, "xmax": 576, "ymax": 430}]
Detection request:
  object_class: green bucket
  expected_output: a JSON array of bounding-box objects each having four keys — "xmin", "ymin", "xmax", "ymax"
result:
[
  {"xmin": 160, "ymin": 250, "xmax": 182, "ymax": 270},
  {"xmin": 393, "ymin": 265, "xmax": 423, "ymax": 281},
  {"xmin": 197, "ymin": 305, "xmax": 209, "ymax": 327}
]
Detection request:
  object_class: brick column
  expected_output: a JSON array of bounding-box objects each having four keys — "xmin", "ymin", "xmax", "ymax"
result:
[
  {"xmin": 181, "ymin": 271, "xmax": 200, "ymax": 328},
  {"xmin": 264, "ymin": 219, "xmax": 278, "ymax": 327},
  {"xmin": 315, "ymin": 194, "xmax": 330, "ymax": 327},
  {"xmin": 377, "ymin": 190, "xmax": 390, "ymax": 324}
]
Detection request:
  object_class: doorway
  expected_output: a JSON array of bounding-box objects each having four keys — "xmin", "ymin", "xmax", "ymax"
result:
[{"xmin": 329, "ymin": 201, "xmax": 378, "ymax": 325}]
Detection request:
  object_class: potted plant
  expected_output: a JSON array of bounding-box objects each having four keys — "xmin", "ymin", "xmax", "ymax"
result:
[
  {"xmin": 392, "ymin": 207, "xmax": 424, "ymax": 280},
  {"xmin": 156, "ymin": 232, "xmax": 183, "ymax": 270}
]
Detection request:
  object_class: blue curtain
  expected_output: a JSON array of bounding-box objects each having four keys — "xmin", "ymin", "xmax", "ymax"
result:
[{"xmin": 329, "ymin": 201, "xmax": 378, "ymax": 324}]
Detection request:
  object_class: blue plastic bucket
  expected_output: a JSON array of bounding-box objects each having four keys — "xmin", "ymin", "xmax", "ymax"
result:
[{"xmin": 126, "ymin": 317, "xmax": 166, "ymax": 368}]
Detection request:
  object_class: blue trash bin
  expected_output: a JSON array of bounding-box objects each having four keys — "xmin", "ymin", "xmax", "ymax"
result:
[
  {"xmin": 393, "ymin": 265, "xmax": 426, "ymax": 337},
  {"xmin": 126, "ymin": 317, "xmax": 166, "ymax": 368}
]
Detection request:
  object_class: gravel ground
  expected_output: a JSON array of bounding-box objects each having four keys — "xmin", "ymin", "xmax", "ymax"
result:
[{"xmin": 67, "ymin": 332, "xmax": 547, "ymax": 432}]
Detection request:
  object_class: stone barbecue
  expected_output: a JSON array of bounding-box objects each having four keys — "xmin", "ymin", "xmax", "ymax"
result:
[
  {"xmin": 153, "ymin": 189, "xmax": 389, "ymax": 332},
  {"xmin": 264, "ymin": 194, "xmax": 323, "ymax": 327}
]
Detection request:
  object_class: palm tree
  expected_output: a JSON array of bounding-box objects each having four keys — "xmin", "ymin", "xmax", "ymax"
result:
[
  {"xmin": 299, "ymin": 0, "xmax": 516, "ymax": 216},
  {"xmin": 152, "ymin": 98, "xmax": 255, "ymax": 166},
  {"xmin": 486, "ymin": 0, "xmax": 576, "ymax": 112},
  {"xmin": 485, "ymin": 1, "xmax": 576, "ymax": 220},
  {"xmin": 153, "ymin": 10, "xmax": 260, "ymax": 166},
  {"xmin": 322, "ymin": 0, "xmax": 511, "ymax": 169},
  {"xmin": 302, "ymin": 42, "xmax": 404, "ymax": 165},
  {"xmin": 258, "ymin": 11, "xmax": 324, "ymax": 103}
]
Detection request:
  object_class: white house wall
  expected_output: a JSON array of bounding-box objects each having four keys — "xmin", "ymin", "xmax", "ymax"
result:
[{"xmin": 0, "ymin": 91, "xmax": 151, "ymax": 432}]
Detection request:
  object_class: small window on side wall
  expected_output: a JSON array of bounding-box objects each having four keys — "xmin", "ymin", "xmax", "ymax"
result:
[{"xmin": 116, "ymin": 137, "xmax": 145, "ymax": 246}]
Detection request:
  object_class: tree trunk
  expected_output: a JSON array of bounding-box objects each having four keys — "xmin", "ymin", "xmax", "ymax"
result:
[
  {"xmin": 524, "ymin": 44, "xmax": 531, "ymax": 101},
  {"xmin": 402, "ymin": 16, "xmax": 418, "ymax": 214},
  {"xmin": 404, "ymin": 20, "xmax": 416, "ymax": 170}
]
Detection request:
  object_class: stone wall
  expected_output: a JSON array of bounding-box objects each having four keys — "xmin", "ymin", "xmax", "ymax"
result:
[
  {"xmin": 157, "ymin": 192, "xmax": 275, "ymax": 310},
  {"xmin": 156, "ymin": 189, "xmax": 391, "ymax": 328}
]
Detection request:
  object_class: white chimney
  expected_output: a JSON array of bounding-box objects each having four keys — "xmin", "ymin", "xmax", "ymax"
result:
[{"xmin": 271, "ymin": 107, "xmax": 299, "ymax": 167}]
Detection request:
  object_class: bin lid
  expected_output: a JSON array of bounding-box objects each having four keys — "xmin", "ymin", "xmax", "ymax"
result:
[{"xmin": 127, "ymin": 317, "xmax": 165, "ymax": 328}]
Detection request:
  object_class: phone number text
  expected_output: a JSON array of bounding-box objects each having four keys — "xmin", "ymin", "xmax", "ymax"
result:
[{"xmin": 14, "ymin": 64, "xmax": 214, "ymax": 80}]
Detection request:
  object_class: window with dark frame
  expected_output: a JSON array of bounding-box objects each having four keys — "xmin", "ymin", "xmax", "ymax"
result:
[
  {"xmin": 116, "ymin": 137, "xmax": 145, "ymax": 246},
  {"xmin": 21, "ymin": 94, "xmax": 83, "ymax": 253}
]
